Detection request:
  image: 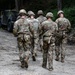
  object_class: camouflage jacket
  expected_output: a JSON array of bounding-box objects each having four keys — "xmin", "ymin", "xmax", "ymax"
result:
[
  {"xmin": 41, "ymin": 20, "xmax": 58, "ymax": 37},
  {"xmin": 28, "ymin": 18, "xmax": 40, "ymax": 38},
  {"xmin": 13, "ymin": 18, "xmax": 31, "ymax": 36},
  {"xmin": 37, "ymin": 15, "xmax": 46, "ymax": 24},
  {"xmin": 55, "ymin": 17, "xmax": 71, "ymax": 32}
]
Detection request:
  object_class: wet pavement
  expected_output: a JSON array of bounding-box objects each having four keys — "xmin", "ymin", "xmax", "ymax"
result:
[{"xmin": 0, "ymin": 29, "xmax": 75, "ymax": 75}]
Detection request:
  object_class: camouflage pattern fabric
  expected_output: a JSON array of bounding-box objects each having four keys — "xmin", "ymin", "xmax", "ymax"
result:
[
  {"xmin": 55, "ymin": 17, "xmax": 71, "ymax": 62},
  {"xmin": 13, "ymin": 18, "xmax": 31, "ymax": 68},
  {"xmin": 37, "ymin": 16, "xmax": 47, "ymax": 51},
  {"xmin": 37, "ymin": 16, "xmax": 46, "ymax": 24},
  {"xmin": 28, "ymin": 18, "xmax": 40, "ymax": 58},
  {"xmin": 41, "ymin": 20, "xmax": 58, "ymax": 70}
]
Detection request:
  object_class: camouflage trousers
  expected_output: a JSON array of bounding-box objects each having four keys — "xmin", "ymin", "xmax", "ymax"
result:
[
  {"xmin": 17, "ymin": 34, "xmax": 31, "ymax": 63},
  {"xmin": 55, "ymin": 36, "xmax": 67, "ymax": 62},
  {"xmin": 42, "ymin": 36, "xmax": 55, "ymax": 69},
  {"xmin": 31, "ymin": 37, "xmax": 39, "ymax": 56},
  {"xmin": 39, "ymin": 36, "xmax": 43, "ymax": 51}
]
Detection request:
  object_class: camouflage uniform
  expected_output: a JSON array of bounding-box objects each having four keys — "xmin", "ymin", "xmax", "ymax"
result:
[
  {"xmin": 37, "ymin": 10, "xmax": 46, "ymax": 51},
  {"xmin": 37, "ymin": 10, "xmax": 46, "ymax": 24},
  {"xmin": 41, "ymin": 12, "xmax": 58, "ymax": 71},
  {"xmin": 55, "ymin": 10, "xmax": 71, "ymax": 62},
  {"xmin": 27, "ymin": 11, "xmax": 40, "ymax": 61},
  {"xmin": 13, "ymin": 9, "xmax": 31, "ymax": 68}
]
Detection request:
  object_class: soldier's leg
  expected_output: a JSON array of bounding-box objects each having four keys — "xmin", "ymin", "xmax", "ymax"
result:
[
  {"xmin": 23, "ymin": 34, "xmax": 31, "ymax": 68},
  {"xmin": 38, "ymin": 37, "xmax": 41, "ymax": 51},
  {"xmin": 61, "ymin": 44, "xmax": 65, "ymax": 62},
  {"xmin": 40, "ymin": 38, "xmax": 43, "ymax": 51},
  {"xmin": 23, "ymin": 53, "xmax": 30, "ymax": 68},
  {"xmin": 32, "ymin": 38, "xmax": 39, "ymax": 61},
  {"xmin": 23, "ymin": 45, "xmax": 30, "ymax": 68},
  {"xmin": 48, "ymin": 44, "xmax": 54, "ymax": 71},
  {"xmin": 61, "ymin": 37, "xmax": 67, "ymax": 63},
  {"xmin": 55, "ymin": 45, "xmax": 60, "ymax": 61},
  {"xmin": 17, "ymin": 41, "xmax": 25, "ymax": 68},
  {"xmin": 20, "ymin": 50, "xmax": 30, "ymax": 69},
  {"xmin": 39, "ymin": 36, "xmax": 43, "ymax": 51},
  {"xmin": 30, "ymin": 38, "xmax": 34, "ymax": 56},
  {"xmin": 42, "ymin": 41, "xmax": 48, "ymax": 68},
  {"xmin": 55, "ymin": 37, "xmax": 61, "ymax": 61}
]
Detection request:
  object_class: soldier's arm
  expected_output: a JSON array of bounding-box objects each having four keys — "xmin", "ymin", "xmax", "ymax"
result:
[
  {"xmin": 67, "ymin": 19, "xmax": 71, "ymax": 30},
  {"xmin": 28, "ymin": 23, "xmax": 33, "ymax": 37},
  {"xmin": 55, "ymin": 19, "xmax": 59, "ymax": 30},
  {"xmin": 55, "ymin": 19, "xmax": 59, "ymax": 25},
  {"xmin": 13, "ymin": 21, "xmax": 18, "ymax": 37},
  {"xmin": 39, "ymin": 22, "xmax": 44, "ymax": 36},
  {"xmin": 54, "ymin": 23, "xmax": 58, "ymax": 31},
  {"xmin": 44, "ymin": 17, "xmax": 47, "ymax": 21},
  {"xmin": 52, "ymin": 22, "xmax": 59, "ymax": 37}
]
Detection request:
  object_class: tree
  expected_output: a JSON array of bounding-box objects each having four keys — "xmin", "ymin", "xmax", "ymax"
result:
[
  {"xmin": 57, "ymin": 0, "xmax": 62, "ymax": 10},
  {"xmin": 15, "ymin": 0, "xmax": 19, "ymax": 11}
]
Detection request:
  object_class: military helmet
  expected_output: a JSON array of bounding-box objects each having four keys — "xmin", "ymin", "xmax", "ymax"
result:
[
  {"xmin": 28, "ymin": 11, "xmax": 32, "ymax": 15},
  {"xmin": 46, "ymin": 12, "xmax": 53, "ymax": 18},
  {"xmin": 28, "ymin": 11, "xmax": 35, "ymax": 16},
  {"xmin": 57, "ymin": 10, "xmax": 64, "ymax": 15},
  {"xmin": 19, "ymin": 9, "xmax": 27, "ymax": 15},
  {"xmin": 37, "ymin": 10, "xmax": 43, "ymax": 15}
]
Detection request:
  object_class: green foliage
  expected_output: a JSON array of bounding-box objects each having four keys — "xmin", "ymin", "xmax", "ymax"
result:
[
  {"xmin": 0, "ymin": 0, "xmax": 75, "ymax": 28},
  {"xmin": 50, "ymin": 7, "xmax": 75, "ymax": 28},
  {"xmin": 63, "ymin": 7, "xmax": 75, "ymax": 28},
  {"xmin": 62, "ymin": 0, "xmax": 75, "ymax": 8},
  {"xmin": 51, "ymin": 9, "xmax": 58, "ymax": 21}
]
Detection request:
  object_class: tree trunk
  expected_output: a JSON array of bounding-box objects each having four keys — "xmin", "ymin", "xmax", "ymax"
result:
[
  {"xmin": 20, "ymin": 0, "xmax": 24, "ymax": 9},
  {"xmin": 15, "ymin": 0, "xmax": 19, "ymax": 11},
  {"xmin": 57, "ymin": 0, "xmax": 62, "ymax": 10}
]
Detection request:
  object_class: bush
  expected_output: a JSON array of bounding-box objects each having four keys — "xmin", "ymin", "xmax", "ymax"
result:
[
  {"xmin": 50, "ymin": 7, "xmax": 75, "ymax": 28},
  {"xmin": 63, "ymin": 7, "xmax": 75, "ymax": 28}
]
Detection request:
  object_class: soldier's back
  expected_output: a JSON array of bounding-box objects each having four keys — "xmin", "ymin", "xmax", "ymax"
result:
[
  {"xmin": 56, "ymin": 17, "xmax": 71, "ymax": 31},
  {"xmin": 42, "ymin": 20, "xmax": 56, "ymax": 34},
  {"xmin": 28, "ymin": 18, "xmax": 40, "ymax": 32},
  {"xmin": 17, "ymin": 18, "xmax": 30, "ymax": 34},
  {"xmin": 37, "ymin": 16, "xmax": 46, "ymax": 24}
]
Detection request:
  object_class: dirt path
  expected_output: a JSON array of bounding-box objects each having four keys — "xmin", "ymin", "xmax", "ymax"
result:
[{"xmin": 0, "ymin": 29, "xmax": 75, "ymax": 75}]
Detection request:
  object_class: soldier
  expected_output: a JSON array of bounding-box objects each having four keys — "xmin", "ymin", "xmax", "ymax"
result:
[
  {"xmin": 37, "ymin": 10, "xmax": 46, "ymax": 51},
  {"xmin": 41, "ymin": 12, "xmax": 58, "ymax": 71},
  {"xmin": 28, "ymin": 11, "xmax": 40, "ymax": 61},
  {"xmin": 27, "ymin": 10, "xmax": 33, "ymax": 19},
  {"xmin": 55, "ymin": 10, "xmax": 71, "ymax": 63},
  {"xmin": 37, "ymin": 10, "xmax": 46, "ymax": 24},
  {"xmin": 13, "ymin": 9, "xmax": 31, "ymax": 68}
]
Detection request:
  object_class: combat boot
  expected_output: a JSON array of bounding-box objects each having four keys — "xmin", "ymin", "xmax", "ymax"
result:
[
  {"xmin": 32, "ymin": 54, "xmax": 36, "ymax": 61},
  {"xmin": 24, "ymin": 57, "xmax": 29, "ymax": 68},
  {"xmin": 21, "ymin": 61, "xmax": 25, "ymax": 68},
  {"xmin": 48, "ymin": 67, "xmax": 53, "ymax": 71},
  {"xmin": 61, "ymin": 57, "xmax": 64, "ymax": 63},
  {"xmin": 32, "ymin": 56, "xmax": 36, "ymax": 61},
  {"xmin": 42, "ymin": 63, "xmax": 46, "ymax": 69},
  {"xmin": 55, "ymin": 56, "xmax": 59, "ymax": 61},
  {"xmin": 24, "ymin": 60, "xmax": 28, "ymax": 68},
  {"xmin": 35, "ymin": 53, "xmax": 37, "ymax": 57}
]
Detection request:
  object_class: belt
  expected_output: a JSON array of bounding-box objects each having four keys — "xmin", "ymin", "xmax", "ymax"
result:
[
  {"xmin": 18, "ymin": 32, "xmax": 30, "ymax": 35},
  {"xmin": 43, "ymin": 35, "xmax": 52, "ymax": 37}
]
